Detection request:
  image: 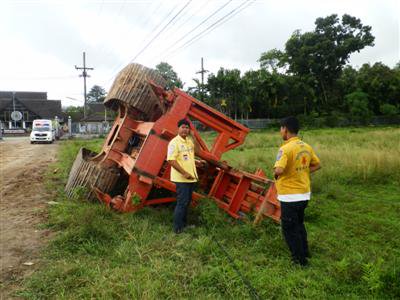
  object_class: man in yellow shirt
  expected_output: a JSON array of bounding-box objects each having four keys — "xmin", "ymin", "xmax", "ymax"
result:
[
  {"xmin": 274, "ymin": 116, "xmax": 321, "ymax": 266},
  {"xmin": 167, "ymin": 119, "xmax": 200, "ymax": 234}
]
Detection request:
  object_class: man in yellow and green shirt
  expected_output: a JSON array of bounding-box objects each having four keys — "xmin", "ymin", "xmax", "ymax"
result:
[
  {"xmin": 167, "ymin": 119, "xmax": 201, "ymax": 234},
  {"xmin": 274, "ymin": 116, "xmax": 321, "ymax": 266}
]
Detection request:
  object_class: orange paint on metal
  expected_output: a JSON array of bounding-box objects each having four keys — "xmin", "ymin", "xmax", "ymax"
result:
[{"xmin": 91, "ymin": 82, "xmax": 280, "ymax": 223}]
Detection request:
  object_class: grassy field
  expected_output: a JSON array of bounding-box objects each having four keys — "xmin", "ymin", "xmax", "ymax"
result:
[{"xmin": 17, "ymin": 127, "xmax": 400, "ymax": 299}]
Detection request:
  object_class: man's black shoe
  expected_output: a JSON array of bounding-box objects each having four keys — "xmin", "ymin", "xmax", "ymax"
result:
[
  {"xmin": 174, "ymin": 228, "xmax": 184, "ymax": 234},
  {"xmin": 292, "ymin": 258, "xmax": 309, "ymax": 267}
]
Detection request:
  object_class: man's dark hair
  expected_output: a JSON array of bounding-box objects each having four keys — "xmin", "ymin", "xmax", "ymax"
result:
[
  {"xmin": 280, "ymin": 116, "xmax": 300, "ymax": 134},
  {"xmin": 177, "ymin": 118, "xmax": 190, "ymax": 128}
]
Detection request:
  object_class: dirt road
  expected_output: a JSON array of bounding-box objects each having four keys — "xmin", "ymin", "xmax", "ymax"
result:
[{"xmin": 0, "ymin": 137, "xmax": 59, "ymax": 298}]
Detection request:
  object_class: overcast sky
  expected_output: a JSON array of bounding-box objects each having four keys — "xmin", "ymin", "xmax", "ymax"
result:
[{"xmin": 0, "ymin": 0, "xmax": 398, "ymax": 107}]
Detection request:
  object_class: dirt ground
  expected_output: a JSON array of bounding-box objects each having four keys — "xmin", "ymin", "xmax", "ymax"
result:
[{"xmin": 0, "ymin": 137, "xmax": 59, "ymax": 299}]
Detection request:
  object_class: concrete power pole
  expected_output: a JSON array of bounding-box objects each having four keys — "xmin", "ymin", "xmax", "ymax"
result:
[
  {"xmin": 196, "ymin": 57, "xmax": 208, "ymax": 102},
  {"xmin": 75, "ymin": 52, "xmax": 94, "ymax": 119}
]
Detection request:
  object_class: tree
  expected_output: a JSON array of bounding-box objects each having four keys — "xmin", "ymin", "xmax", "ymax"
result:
[
  {"xmin": 63, "ymin": 106, "xmax": 84, "ymax": 122},
  {"xmin": 155, "ymin": 62, "xmax": 183, "ymax": 90},
  {"xmin": 87, "ymin": 85, "xmax": 106, "ymax": 103},
  {"xmin": 275, "ymin": 14, "xmax": 375, "ymax": 109},
  {"xmin": 345, "ymin": 91, "xmax": 372, "ymax": 124},
  {"xmin": 187, "ymin": 78, "xmax": 209, "ymax": 103},
  {"xmin": 259, "ymin": 49, "xmax": 286, "ymax": 72},
  {"xmin": 338, "ymin": 66, "xmax": 358, "ymax": 96},
  {"xmin": 356, "ymin": 62, "xmax": 400, "ymax": 114},
  {"xmin": 380, "ymin": 104, "xmax": 399, "ymax": 116},
  {"xmin": 207, "ymin": 68, "xmax": 243, "ymax": 119}
]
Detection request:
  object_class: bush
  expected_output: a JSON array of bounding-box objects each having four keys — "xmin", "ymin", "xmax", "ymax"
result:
[
  {"xmin": 325, "ymin": 111, "xmax": 349, "ymax": 127},
  {"xmin": 380, "ymin": 103, "xmax": 399, "ymax": 116},
  {"xmin": 345, "ymin": 91, "xmax": 372, "ymax": 124}
]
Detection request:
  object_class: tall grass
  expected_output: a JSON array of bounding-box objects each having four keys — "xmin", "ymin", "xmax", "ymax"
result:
[
  {"xmin": 223, "ymin": 127, "xmax": 400, "ymax": 187},
  {"xmin": 17, "ymin": 127, "xmax": 400, "ymax": 299}
]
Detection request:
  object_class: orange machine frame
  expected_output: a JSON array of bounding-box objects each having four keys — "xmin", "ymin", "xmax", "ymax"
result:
[{"xmin": 92, "ymin": 83, "xmax": 280, "ymax": 223}]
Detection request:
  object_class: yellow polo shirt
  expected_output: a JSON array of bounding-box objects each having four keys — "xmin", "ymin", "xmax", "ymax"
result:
[
  {"xmin": 167, "ymin": 135, "xmax": 198, "ymax": 183},
  {"xmin": 274, "ymin": 137, "xmax": 320, "ymax": 202}
]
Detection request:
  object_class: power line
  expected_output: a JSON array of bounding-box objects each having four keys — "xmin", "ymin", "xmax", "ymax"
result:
[
  {"xmin": 102, "ymin": 0, "xmax": 249, "ymax": 88},
  {"xmin": 139, "ymin": 0, "xmax": 165, "ymax": 30},
  {"xmin": 139, "ymin": 2, "xmax": 179, "ymax": 46},
  {"xmin": 165, "ymin": 0, "xmax": 211, "ymax": 39},
  {"xmin": 66, "ymin": 97, "xmax": 83, "ymax": 103},
  {"xmin": 115, "ymin": 0, "xmax": 127, "ymax": 18},
  {"xmin": 102, "ymin": 1, "xmax": 184, "ymax": 86},
  {"xmin": 96, "ymin": 0, "xmax": 105, "ymax": 18},
  {"xmin": 151, "ymin": 0, "xmax": 232, "ymax": 62},
  {"xmin": 0, "ymin": 75, "xmax": 76, "ymax": 81},
  {"xmin": 168, "ymin": 0, "xmax": 233, "ymax": 52},
  {"xmin": 164, "ymin": 0, "xmax": 253, "ymax": 60},
  {"xmin": 131, "ymin": 0, "xmax": 193, "ymax": 62},
  {"xmin": 164, "ymin": 0, "xmax": 255, "ymax": 61},
  {"xmin": 151, "ymin": 1, "xmax": 196, "ymax": 42},
  {"xmin": 92, "ymin": 0, "xmax": 129, "ymax": 64}
]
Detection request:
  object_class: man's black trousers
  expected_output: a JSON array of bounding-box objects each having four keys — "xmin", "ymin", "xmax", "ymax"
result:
[
  {"xmin": 174, "ymin": 182, "xmax": 195, "ymax": 232},
  {"xmin": 280, "ymin": 200, "xmax": 309, "ymax": 264}
]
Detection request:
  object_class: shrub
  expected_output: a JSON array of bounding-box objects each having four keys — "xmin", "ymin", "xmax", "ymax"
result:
[
  {"xmin": 380, "ymin": 103, "xmax": 399, "ymax": 116},
  {"xmin": 345, "ymin": 91, "xmax": 372, "ymax": 124}
]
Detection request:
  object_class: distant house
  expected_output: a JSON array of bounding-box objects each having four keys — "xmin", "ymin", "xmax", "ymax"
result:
[
  {"xmin": 79, "ymin": 102, "xmax": 115, "ymax": 134},
  {"xmin": 0, "ymin": 91, "xmax": 62, "ymax": 130}
]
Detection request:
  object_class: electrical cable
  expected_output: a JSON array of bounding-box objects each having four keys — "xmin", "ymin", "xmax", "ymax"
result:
[
  {"xmin": 131, "ymin": 0, "xmax": 193, "ymax": 62},
  {"xmin": 150, "ymin": 0, "xmax": 232, "ymax": 63},
  {"xmin": 103, "ymin": 1, "xmax": 189, "ymax": 86},
  {"xmin": 164, "ymin": 0, "xmax": 255, "ymax": 61}
]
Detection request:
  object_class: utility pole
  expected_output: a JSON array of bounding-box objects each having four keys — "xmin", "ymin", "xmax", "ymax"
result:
[
  {"xmin": 75, "ymin": 52, "xmax": 93, "ymax": 118},
  {"xmin": 12, "ymin": 92, "xmax": 16, "ymax": 128},
  {"xmin": 196, "ymin": 57, "xmax": 208, "ymax": 102}
]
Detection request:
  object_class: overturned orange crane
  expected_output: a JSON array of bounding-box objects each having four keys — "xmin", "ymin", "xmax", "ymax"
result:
[{"xmin": 65, "ymin": 63, "xmax": 280, "ymax": 223}]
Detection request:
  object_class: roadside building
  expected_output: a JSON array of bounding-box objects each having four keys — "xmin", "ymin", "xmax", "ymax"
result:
[
  {"xmin": 0, "ymin": 91, "xmax": 62, "ymax": 130},
  {"xmin": 78, "ymin": 102, "xmax": 114, "ymax": 134}
]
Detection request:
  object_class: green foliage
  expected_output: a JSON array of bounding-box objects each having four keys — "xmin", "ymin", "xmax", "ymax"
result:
[
  {"xmin": 63, "ymin": 106, "xmax": 84, "ymax": 122},
  {"xmin": 345, "ymin": 91, "xmax": 372, "ymax": 124},
  {"xmin": 362, "ymin": 258, "xmax": 385, "ymax": 294},
  {"xmin": 380, "ymin": 103, "xmax": 399, "ymax": 116},
  {"xmin": 186, "ymin": 78, "xmax": 203, "ymax": 100},
  {"xmin": 194, "ymin": 14, "xmax": 399, "ymax": 124},
  {"xmin": 87, "ymin": 85, "xmax": 106, "ymax": 103},
  {"xmin": 207, "ymin": 68, "xmax": 243, "ymax": 119},
  {"xmin": 357, "ymin": 62, "xmax": 400, "ymax": 114},
  {"xmin": 281, "ymin": 14, "xmax": 374, "ymax": 109},
  {"xmin": 155, "ymin": 62, "xmax": 183, "ymax": 90},
  {"xmin": 258, "ymin": 48, "xmax": 286, "ymax": 72}
]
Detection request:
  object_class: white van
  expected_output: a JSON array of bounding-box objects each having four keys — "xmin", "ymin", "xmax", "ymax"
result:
[{"xmin": 30, "ymin": 119, "xmax": 55, "ymax": 144}]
